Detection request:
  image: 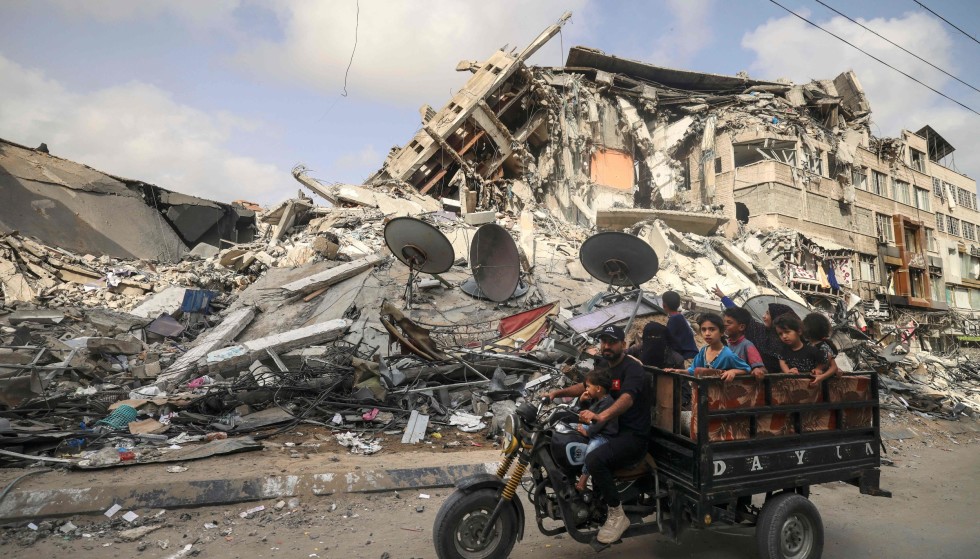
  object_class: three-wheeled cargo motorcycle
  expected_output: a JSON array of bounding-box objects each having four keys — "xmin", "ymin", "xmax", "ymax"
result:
[{"xmin": 432, "ymin": 368, "xmax": 891, "ymax": 558}]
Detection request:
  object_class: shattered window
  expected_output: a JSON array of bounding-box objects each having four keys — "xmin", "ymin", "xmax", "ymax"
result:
[
  {"xmin": 932, "ymin": 177, "xmax": 943, "ymax": 199},
  {"xmin": 859, "ymin": 256, "xmax": 878, "ymax": 282},
  {"xmin": 892, "ymin": 180, "xmax": 911, "ymax": 205},
  {"xmin": 871, "ymin": 171, "xmax": 887, "ymax": 197},
  {"xmin": 910, "ymin": 149, "xmax": 926, "ymax": 173},
  {"xmin": 804, "ymin": 147, "xmax": 823, "ymax": 175},
  {"xmin": 965, "ymin": 222, "xmax": 977, "ymax": 242},
  {"xmin": 733, "ymin": 140, "xmax": 796, "ymax": 167},
  {"xmin": 936, "ymin": 212, "xmax": 945, "ymax": 232},
  {"xmin": 947, "ymin": 216, "xmax": 960, "ymax": 237},
  {"xmin": 876, "ymin": 213, "xmax": 894, "ymax": 243},
  {"xmin": 914, "ymin": 187, "xmax": 930, "ymax": 211},
  {"xmin": 925, "ymin": 228, "xmax": 938, "ymax": 252},
  {"xmin": 852, "ymin": 168, "xmax": 867, "ymax": 190}
]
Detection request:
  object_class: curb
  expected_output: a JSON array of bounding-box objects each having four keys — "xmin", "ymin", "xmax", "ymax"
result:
[{"xmin": 0, "ymin": 461, "xmax": 501, "ymax": 522}]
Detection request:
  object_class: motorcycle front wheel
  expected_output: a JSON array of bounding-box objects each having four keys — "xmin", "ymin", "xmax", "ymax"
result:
[{"xmin": 433, "ymin": 488, "xmax": 519, "ymax": 559}]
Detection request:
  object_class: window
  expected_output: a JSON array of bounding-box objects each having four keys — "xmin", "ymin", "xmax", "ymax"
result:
[
  {"xmin": 965, "ymin": 222, "xmax": 977, "ymax": 242},
  {"xmin": 914, "ymin": 188, "xmax": 930, "ymax": 211},
  {"xmin": 871, "ymin": 171, "xmax": 887, "ymax": 196},
  {"xmin": 931, "ymin": 273, "xmax": 943, "ymax": 302},
  {"xmin": 961, "ymin": 254, "xmax": 979, "ymax": 280},
  {"xmin": 947, "ymin": 216, "xmax": 961, "ymax": 237},
  {"xmin": 876, "ymin": 213, "xmax": 894, "ymax": 243},
  {"xmin": 804, "ymin": 147, "xmax": 823, "ymax": 175},
  {"xmin": 859, "ymin": 255, "xmax": 878, "ymax": 282},
  {"xmin": 910, "ymin": 149, "xmax": 926, "ymax": 173},
  {"xmin": 936, "ymin": 212, "xmax": 945, "ymax": 232},
  {"xmin": 933, "ymin": 177, "xmax": 944, "ymax": 199},
  {"xmin": 973, "ymin": 193, "xmax": 978, "ymax": 211},
  {"xmin": 925, "ymin": 228, "xmax": 937, "ymax": 252},
  {"xmin": 893, "ymin": 179, "xmax": 911, "ymax": 205},
  {"xmin": 909, "ymin": 270, "xmax": 925, "ymax": 298},
  {"xmin": 958, "ymin": 187, "xmax": 972, "ymax": 208},
  {"xmin": 851, "ymin": 168, "xmax": 867, "ymax": 190}
]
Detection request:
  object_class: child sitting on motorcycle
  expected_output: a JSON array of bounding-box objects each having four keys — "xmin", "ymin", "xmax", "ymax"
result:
[{"xmin": 572, "ymin": 367, "xmax": 619, "ymax": 492}]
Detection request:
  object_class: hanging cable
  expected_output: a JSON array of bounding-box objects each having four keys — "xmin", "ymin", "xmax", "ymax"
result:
[
  {"xmin": 814, "ymin": 0, "xmax": 980, "ymax": 93},
  {"xmin": 912, "ymin": 0, "xmax": 980, "ymax": 46},
  {"xmin": 342, "ymin": 0, "xmax": 360, "ymax": 97},
  {"xmin": 765, "ymin": 0, "xmax": 980, "ymax": 117}
]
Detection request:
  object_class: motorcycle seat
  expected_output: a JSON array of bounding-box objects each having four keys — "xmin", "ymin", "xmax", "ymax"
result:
[{"xmin": 613, "ymin": 453, "xmax": 657, "ymax": 481}]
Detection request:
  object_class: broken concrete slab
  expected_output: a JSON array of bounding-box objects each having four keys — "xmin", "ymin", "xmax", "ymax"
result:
[
  {"xmin": 155, "ymin": 306, "xmax": 257, "ymax": 390},
  {"xmin": 463, "ymin": 211, "xmax": 496, "ymax": 226},
  {"xmin": 188, "ymin": 243, "xmax": 220, "ymax": 259},
  {"xmin": 87, "ymin": 335, "xmax": 143, "ymax": 355},
  {"xmin": 205, "ymin": 319, "xmax": 350, "ymax": 375},
  {"xmin": 596, "ymin": 208, "xmax": 729, "ymax": 236},
  {"xmin": 130, "ymin": 286, "xmax": 188, "ymax": 319},
  {"xmin": 279, "ymin": 254, "xmax": 384, "ymax": 296}
]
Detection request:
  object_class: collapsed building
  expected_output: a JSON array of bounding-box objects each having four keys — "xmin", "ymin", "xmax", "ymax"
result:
[
  {"xmin": 0, "ymin": 14, "xmax": 977, "ymax": 493},
  {"xmin": 357, "ymin": 15, "xmax": 980, "ymax": 348}
]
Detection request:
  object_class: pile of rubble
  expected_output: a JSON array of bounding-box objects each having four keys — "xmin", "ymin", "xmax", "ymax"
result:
[{"xmin": 2, "ymin": 14, "xmax": 976, "ymax": 475}]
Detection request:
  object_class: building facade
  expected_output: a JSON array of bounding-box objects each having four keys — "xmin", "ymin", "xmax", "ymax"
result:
[{"xmin": 709, "ymin": 125, "xmax": 977, "ymax": 319}]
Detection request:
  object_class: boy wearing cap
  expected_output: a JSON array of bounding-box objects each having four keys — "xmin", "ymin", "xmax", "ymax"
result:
[{"xmin": 546, "ymin": 324, "xmax": 652, "ymax": 544}]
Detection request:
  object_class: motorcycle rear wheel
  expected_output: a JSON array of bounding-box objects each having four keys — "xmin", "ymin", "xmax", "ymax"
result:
[{"xmin": 433, "ymin": 488, "xmax": 519, "ymax": 559}]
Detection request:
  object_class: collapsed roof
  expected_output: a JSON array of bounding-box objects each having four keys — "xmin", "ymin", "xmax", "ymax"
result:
[{"xmin": 0, "ymin": 138, "xmax": 257, "ymax": 262}]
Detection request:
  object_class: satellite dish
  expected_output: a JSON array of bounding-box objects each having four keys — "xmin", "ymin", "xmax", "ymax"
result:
[
  {"xmin": 469, "ymin": 224, "xmax": 521, "ymax": 302},
  {"xmin": 384, "ymin": 217, "xmax": 455, "ymax": 307},
  {"xmin": 384, "ymin": 217, "xmax": 455, "ymax": 274},
  {"xmin": 579, "ymin": 232, "xmax": 659, "ymax": 287},
  {"xmin": 460, "ymin": 277, "xmax": 530, "ymax": 300}
]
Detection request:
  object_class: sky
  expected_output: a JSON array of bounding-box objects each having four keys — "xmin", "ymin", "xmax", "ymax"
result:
[{"xmin": 1, "ymin": 0, "xmax": 978, "ymax": 205}]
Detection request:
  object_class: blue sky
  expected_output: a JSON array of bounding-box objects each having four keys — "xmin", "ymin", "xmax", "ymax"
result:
[{"xmin": 1, "ymin": 0, "xmax": 978, "ymax": 204}]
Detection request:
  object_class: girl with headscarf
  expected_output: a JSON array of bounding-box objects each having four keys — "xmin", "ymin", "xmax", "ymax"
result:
[{"xmin": 712, "ymin": 286, "xmax": 799, "ymax": 374}]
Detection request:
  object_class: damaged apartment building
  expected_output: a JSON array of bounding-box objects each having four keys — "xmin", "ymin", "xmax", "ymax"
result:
[{"xmin": 363, "ymin": 14, "xmax": 979, "ymax": 347}]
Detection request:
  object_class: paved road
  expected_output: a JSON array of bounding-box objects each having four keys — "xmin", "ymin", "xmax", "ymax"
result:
[{"xmin": 9, "ymin": 442, "xmax": 978, "ymax": 558}]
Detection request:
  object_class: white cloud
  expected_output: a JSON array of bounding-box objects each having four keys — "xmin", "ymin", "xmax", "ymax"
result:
[
  {"xmin": 0, "ymin": 53, "xmax": 287, "ymax": 204},
  {"xmin": 649, "ymin": 0, "xmax": 714, "ymax": 66},
  {"xmin": 742, "ymin": 10, "xmax": 980, "ymax": 182},
  {"xmin": 46, "ymin": 0, "xmax": 241, "ymax": 27},
  {"xmin": 231, "ymin": 0, "xmax": 593, "ymax": 107}
]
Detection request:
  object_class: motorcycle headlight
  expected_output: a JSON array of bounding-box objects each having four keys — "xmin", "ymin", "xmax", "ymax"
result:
[{"xmin": 501, "ymin": 413, "xmax": 519, "ymax": 454}]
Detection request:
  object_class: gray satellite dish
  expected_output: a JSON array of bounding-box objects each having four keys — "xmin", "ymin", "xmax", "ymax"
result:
[
  {"xmin": 579, "ymin": 232, "xmax": 659, "ymax": 287},
  {"xmin": 469, "ymin": 223, "xmax": 521, "ymax": 302},
  {"xmin": 384, "ymin": 217, "xmax": 455, "ymax": 307},
  {"xmin": 742, "ymin": 295, "xmax": 810, "ymax": 324}
]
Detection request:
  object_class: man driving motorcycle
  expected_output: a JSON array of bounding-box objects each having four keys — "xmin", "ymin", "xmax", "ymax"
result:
[{"xmin": 547, "ymin": 324, "xmax": 652, "ymax": 544}]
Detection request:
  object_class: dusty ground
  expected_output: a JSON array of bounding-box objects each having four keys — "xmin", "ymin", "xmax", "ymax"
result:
[
  {"xmin": 2, "ymin": 436, "xmax": 977, "ymax": 559},
  {"xmin": 1, "ymin": 412, "xmax": 977, "ymax": 558}
]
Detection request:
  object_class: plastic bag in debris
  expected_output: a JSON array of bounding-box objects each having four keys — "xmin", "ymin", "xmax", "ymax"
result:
[
  {"xmin": 449, "ymin": 411, "xmax": 487, "ymax": 433},
  {"xmin": 335, "ymin": 431, "xmax": 382, "ymax": 455}
]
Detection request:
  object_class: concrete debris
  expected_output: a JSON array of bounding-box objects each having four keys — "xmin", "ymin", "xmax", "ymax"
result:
[{"xmin": 0, "ymin": 12, "xmax": 976, "ymax": 502}]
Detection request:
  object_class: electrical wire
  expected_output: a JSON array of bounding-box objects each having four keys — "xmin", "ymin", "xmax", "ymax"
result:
[
  {"xmin": 912, "ymin": 0, "xmax": 980, "ymax": 46},
  {"xmin": 342, "ymin": 0, "xmax": 360, "ymax": 97},
  {"xmin": 814, "ymin": 0, "xmax": 980, "ymax": 93},
  {"xmin": 765, "ymin": 0, "xmax": 980, "ymax": 117}
]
